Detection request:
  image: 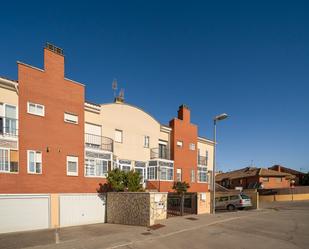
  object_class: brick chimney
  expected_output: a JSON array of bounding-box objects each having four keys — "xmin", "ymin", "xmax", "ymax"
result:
[
  {"xmin": 44, "ymin": 43, "xmax": 65, "ymax": 78},
  {"xmin": 177, "ymin": 104, "xmax": 191, "ymax": 123}
]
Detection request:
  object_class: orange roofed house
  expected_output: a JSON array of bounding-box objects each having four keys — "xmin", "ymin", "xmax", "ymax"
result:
[{"xmin": 216, "ymin": 167, "xmax": 293, "ymax": 190}]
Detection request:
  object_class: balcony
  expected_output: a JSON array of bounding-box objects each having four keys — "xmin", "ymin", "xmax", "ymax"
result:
[
  {"xmin": 198, "ymin": 155, "xmax": 207, "ymax": 166},
  {"xmin": 150, "ymin": 147, "xmax": 171, "ymax": 160},
  {"xmin": 85, "ymin": 133, "xmax": 113, "ymax": 152},
  {"xmin": 0, "ymin": 116, "xmax": 18, "ymax": 138}
]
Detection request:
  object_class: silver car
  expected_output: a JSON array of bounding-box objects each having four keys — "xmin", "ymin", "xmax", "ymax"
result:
[{"xmin": 215, "ymin": 193, "xmax": 252, "ymax": 211}]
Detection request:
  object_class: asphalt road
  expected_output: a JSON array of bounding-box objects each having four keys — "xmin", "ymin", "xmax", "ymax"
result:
[{"xmin": 1, "ymin": 201, "xmax": 308, "ymax": 249}]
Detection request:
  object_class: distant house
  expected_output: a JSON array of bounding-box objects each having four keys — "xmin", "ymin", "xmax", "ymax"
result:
[
  {"xmin": 216, "ymin": 167, "xmax": 293, "ymax": 190},
  {"xmin": 269, "ymin": 165, "xmax": 306, "ymax": 185}
]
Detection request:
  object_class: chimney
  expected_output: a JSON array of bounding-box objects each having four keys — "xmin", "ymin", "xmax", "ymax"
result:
[
  {"xmin": 44, "ymin": 42, "xmax": 65, "ymax": 78},
  {"xmin": 178, "ymin": 104, "xmax": 191, "ymax": 123}
]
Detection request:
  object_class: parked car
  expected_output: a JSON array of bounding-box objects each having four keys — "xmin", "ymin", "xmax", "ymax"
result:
[{"xmin": 215, "ymin": 193, "xmax": 252, "ymax": 211}]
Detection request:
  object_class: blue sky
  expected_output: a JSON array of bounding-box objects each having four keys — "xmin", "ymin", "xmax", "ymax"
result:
[{"xmin": 1, "ymin": 1, "xmax": 308, "ymax": 172}]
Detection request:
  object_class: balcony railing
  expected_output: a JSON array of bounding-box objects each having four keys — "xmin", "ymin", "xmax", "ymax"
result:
[
  {"xmin": 198, "ymin": 155, "xmax": 207, "ymax": 166},
  {"xmin": 150, "ymin": 147, "xmax": 171, "ymax": 160},
  {"xmin": 85, "ymin": 133, "xmax": 113, "ymax": 152}
]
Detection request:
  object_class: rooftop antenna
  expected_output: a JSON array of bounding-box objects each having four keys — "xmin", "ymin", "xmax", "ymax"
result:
[
  {"xmin": 119, "ymin": 88, "xmax": 125, "ymax": 101},
  {"xmin": 112, "ymin": 79, "xmax": 118, "ymax": 98}
]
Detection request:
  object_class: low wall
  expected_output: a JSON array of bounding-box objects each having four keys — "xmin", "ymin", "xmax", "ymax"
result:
[
  {"xmin": 107, "ymin": 192, "xmax": 167, "ymax": 226},
  {"xmin": 260, "ymin": 193, "xmax": 309, "ymax": 202},
  {"xmin": 197, "ymin": 192, "xmax": 211, "ymax": 214}
]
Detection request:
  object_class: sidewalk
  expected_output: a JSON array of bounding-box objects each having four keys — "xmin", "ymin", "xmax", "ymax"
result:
[{"xmin": 0, "ymin": 210, "xmax": 267, "ymax": 249}]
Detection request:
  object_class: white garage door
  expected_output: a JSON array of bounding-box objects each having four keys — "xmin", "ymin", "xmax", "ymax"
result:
[
  {"xmin": 0, "ymin": 195, "xmax": 50, "ymax": 234},
  {"xmin": 59, "ymin": 194, "xmax": 106, "ymax": 227}
]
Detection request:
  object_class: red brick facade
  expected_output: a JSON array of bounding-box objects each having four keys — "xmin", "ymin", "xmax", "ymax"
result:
[{"xmin": 0, "ymin": 48, "xmax": 104, "ymax": 193}]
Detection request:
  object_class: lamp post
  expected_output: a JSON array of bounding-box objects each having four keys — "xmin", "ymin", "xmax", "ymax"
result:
[{"xmin": 212, "ymin": 113, "xmax": 228, "ymax": 214}]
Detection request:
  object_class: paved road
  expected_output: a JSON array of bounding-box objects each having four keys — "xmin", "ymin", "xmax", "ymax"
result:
[{"xmin": 1, "ymin": 201, "xmax": 308, "ymax": 249}]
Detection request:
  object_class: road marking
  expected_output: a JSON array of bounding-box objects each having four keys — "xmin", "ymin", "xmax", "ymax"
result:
[{"xmin": 105, "ymin": 211, "xmax": 270, "ymax": 249}]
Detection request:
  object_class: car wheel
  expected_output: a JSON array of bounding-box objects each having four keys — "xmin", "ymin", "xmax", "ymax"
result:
[{"xmin": 227, "ymin": 205, "xmax": 236, "ymax": 211}]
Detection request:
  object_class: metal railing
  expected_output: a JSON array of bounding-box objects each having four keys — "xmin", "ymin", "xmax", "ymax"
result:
[
  {"xmin": 198, "ymin": 155, "xmax": 207, "ymax": 166},
  {"xmin": 150, "ymin": 147, "xmax": 171, "ymax": 160},
  {"xmin": 85, "ymin": 133, "xmax": 113, "ymax": 152}
]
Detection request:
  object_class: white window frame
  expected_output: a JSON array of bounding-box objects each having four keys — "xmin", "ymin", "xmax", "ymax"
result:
[
  {"xmin": 189, "ymin": 143, "xmax": 196, "ymax": 151},
  {"xmin": 177, "ymin": 141, "xmax": 183, "ymax": 147},
  {"xmin": 27, "ymin": 102, "xmax": 45, "ymax": 117},
  {"xmin": 64, "ymin": 112, "xmax": 78, "ymax": 124},
  {"xmin": 0, "ymin": 147, "xmax": 9, "ymax": 173},
  {"xmin": 144, "ymin": 135, "xmax": 150, "ymax": 148},
  {"xmin": 85, "ymin": 157, "xmax": 109, "ymax": 178},
  {"xmin": 67, "ymin": 156, "xmax": 78, "ymax": 176},
  {"xmin": 147, "ymin": 166, "xmax": 158, "ymax": 180},
  {"xmin": 0, "ymin": 148, "xmax": 19, "ymax": 173},
  {"xmin": 176, "ymin": 168, "xmax": 182, "ymax": 182},
  {"xmin": 27, "ymin": 150, "xmax": 42, "ymax": 174},
  {"xmin": 119, "ymin": 160, "xmax": 131, "ymax": 172},
  {"xmin": 1, "ymin": 103, "xmax": 18, "ymax": 136},
  {"xmin": 159, "ymin": 166, "xmax": 173, "ymax": 181},
  {"xmin": 198, "ymin": 166, "xmax": 208, "ymax": 183},
  {"xmin": 115, "ymin": 129, "xmax": 123, "ymax": 143},
  {"xmin": 191, "ymin": 169, "xmax": 195, "ymax": 183}
]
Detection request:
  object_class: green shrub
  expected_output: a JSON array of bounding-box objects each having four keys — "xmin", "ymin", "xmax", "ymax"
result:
[{"xmin": 106, "ymin": 168, "xmax": 143, "ymax": 192}]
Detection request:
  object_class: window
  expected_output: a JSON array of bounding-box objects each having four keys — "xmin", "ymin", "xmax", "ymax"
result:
[
  {"xmin": 160, "ymin": 166, "xmax": 173, "ymax": 181},
  {"xmin": 27, "ymin": 102, "xmax": 45, "ymax": 116},
  {"xmin": 0, "ymin": 148, "xmax": 9, "ymax": 172},
  {"xmin": 230, "ymin": 195, "xmax": 239, "ymax": 200},
  {"xmin": 85, "ymin": 152, "xmax": 109, "ymax": 177},
  {"xmin": 198, "ymin": 166, "xmax": 208, "ymax": 182},
  {"xmin": 147, "ymin": 166, "xmax": 157, "ymax": 180},
  {"xmin": 67, "ymin": 156, "xmax": 78, "ymax": 176},
  {"xmin": 64, "ymin": 113, "xmax": 78, "ymax": 124},
  {"xmin": 115, "ymin": 129, "xmax": 123, "ymax": 143},
  {"xmin": 135, "ymin": 161, "xmax": 146, "ymax": 182},
  {"xmin": 159, "ymin": 143, "xmax": 168, "ymax": 159},
  {"xmin": 218, "ymin": 196, "xmax": 229, "ymax": 202},
  {"xmin": 119, "ymin": 159, "xmax": 131, "ymax": 172},
  {"xmin": 189, "ymin": 143, "xmax": 195, "ymax": 151},
  {"xmin": 85, "ymin": 158, "xmax": 108, "ymax": 177},
  {"xmin": 27, "ymin": 150, "xmax": 42, "ymax": 174},
  {"xmin": 206, "ymin": 150, "xmax": 209, "ymax": 166},
  {"xmin": 144, "ymin": 136, "xmax": 150, "ymax": 148},
  {"xmin": 0, "ymin": 104, "xmax": 18, "ymax": 136},
  {"xmin": 176, "ymin": 141, "xmax": 183, "ymax": 147},
  {"xmin": 262, "ymin": 177, "xmax": 269, "ymax": 182},
  {"xmin": 176, "ymin": 168, "xmax": 182, "ymax": 182},
  {"xmin": 190, "ymin": 169, "xmax": 195, "ymax": 183}
]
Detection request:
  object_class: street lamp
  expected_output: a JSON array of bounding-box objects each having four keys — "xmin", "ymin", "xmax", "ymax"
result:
[{"xmin": 212, "ymin": 113, "xmax": 228, "ymax": 214}]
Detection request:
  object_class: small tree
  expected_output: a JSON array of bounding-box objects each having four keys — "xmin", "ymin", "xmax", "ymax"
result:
[
  {"xmin": 173, "ymin": 181, "xmax": 190, "ymax": 194},
  {"xmin": 106, "ymin": 168, "xmax": 126, "ymax": 192},
  {"xmin": 173, "ymin": 181, "xmax": 190, "ymax": 216},
  {"xmin": 106, "ymin": 168, "xmax": 143, "ymax": 192},
  {"xmin": 125, "ymin": 171, "xmax": 143, "ymax": 192}
]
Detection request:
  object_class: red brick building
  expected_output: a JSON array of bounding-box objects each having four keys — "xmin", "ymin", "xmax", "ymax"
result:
[{"xmin": 0, "ymin": 43, "xmax": 214, "ymax": 194}]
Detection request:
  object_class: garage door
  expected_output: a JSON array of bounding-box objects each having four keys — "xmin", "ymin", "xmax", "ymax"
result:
[
  {"xmin": 0, "ymin": 195, "xmax": 50, "ymax": 234},
  {"xmin": 59, "ymin": 194, "xmax": 106, "ymax": 227}
]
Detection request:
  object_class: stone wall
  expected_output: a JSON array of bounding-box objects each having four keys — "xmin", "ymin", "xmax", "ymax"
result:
[{"xmin": 107, "ymin": 192, "xmax": 167, "ymax": 226}]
